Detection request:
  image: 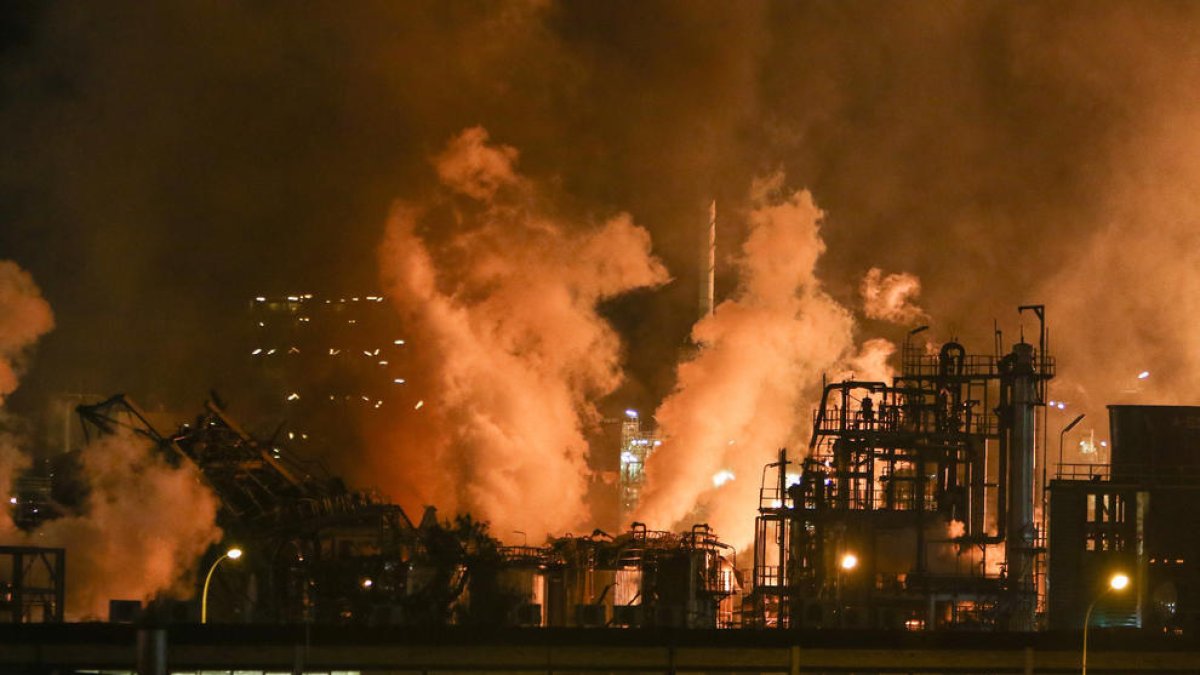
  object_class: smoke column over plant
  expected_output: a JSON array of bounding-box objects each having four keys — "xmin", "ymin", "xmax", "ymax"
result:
[{"xmin": 376, "ymin": 127, "xmax": 668, "ymax": 539}]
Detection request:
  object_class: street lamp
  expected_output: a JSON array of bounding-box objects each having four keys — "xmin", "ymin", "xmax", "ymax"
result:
[
  {"xmin": 1058, "ymin": 413, "xmax": 1086, "ymax": 478},
  {"xmin": 201, "ymin": 547, "xmax": 242, "ymax": 624},
  {"xmin": 1082, "ymin": 572, "xmax": 1130, "ymax": 675},
  {"xmin": 836, "ymin": 552, "xmax": 858, "ymax": 626}
]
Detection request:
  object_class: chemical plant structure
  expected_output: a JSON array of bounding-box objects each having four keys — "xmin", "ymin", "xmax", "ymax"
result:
[
  {"xmin": 3, "ymin": 305, "xmax": 1199, "ymax": 635},
  {"xmin": 751, "ymin": 306, "xmax": 1054, "ymax": 631}
]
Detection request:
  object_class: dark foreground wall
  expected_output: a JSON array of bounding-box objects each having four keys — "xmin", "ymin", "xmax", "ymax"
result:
[{"xmin": 2, "ymin": 624, "xmax": 1200, "ymax": 674}]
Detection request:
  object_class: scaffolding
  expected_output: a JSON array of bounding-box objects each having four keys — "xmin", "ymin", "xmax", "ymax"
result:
[
  {"xmin": 0, "ymin": 546, "xmax": 65, "ymax": 623},
  {"xmin": 752, "ymin": 308, "xmax": 1054, "ymax": 631}
]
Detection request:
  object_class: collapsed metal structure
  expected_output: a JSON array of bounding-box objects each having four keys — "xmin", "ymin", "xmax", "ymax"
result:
[
  {"xmin": 70, "ymin": 395, "xmax": 738, "ymax": 627},
  {"xmin": 752, "ymin": 307, "xmax": 1054, "ymax": 630}
]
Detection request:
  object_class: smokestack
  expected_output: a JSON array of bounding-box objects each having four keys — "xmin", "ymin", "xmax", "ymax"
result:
[{"xmin": 699, "ymin": 200, "xmax": 715, "ymax": 320}]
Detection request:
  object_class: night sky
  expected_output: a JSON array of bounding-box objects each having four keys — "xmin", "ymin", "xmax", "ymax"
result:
[{"xmin": 2, "ymin": 1, "xmax": 1198, "ymax": 472}]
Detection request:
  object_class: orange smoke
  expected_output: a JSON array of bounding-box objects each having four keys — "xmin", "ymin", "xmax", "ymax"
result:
[
  {"xmin": 376, "ymin": 126, "xmax": 668, "ymax": 541},
  {"xmin": 861, "ymin": 267, "xmax": 927, "ymax": 325},
  {"xmin": 18, "ymin": 430, "xmax": 222, "ymax": 620},
  {"xmin": 0, "ymin": 261, "xmax": 54, "ymax": 405},
  {"xmin": 0, "ymin": 261, "xmax": 222, "ymax": 619},
  {"xmin": 634, "ymin": 176, "xmax": 855, "ymax": 549},
  {"xmin": 0, "ymin": 260, "xmax": 53, "ymax": 531}
]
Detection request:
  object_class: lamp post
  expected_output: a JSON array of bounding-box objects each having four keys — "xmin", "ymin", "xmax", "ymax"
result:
[
  {"xmin": 836, "ymin": 552, "xmax": 858, "ymax": 627},
  {"xmin": 1082, "ymin": 572, "xmax": 1129, "ymax": 675},
  {"xmin": 201, "ymin": 547, "xmax": 242, "ymax": 624},
  {"xmin": 1058, "ymin": 413, "xmax": 1086, "ymax": 479}
]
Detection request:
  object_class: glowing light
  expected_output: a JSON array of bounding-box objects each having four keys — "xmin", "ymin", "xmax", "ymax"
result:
[
  {"xmin": 287, "ymin": 296, "xmax": 299, "ymax": 302},
  {"xmin": 394, "ymin": 339, "xmax": 406, "ymax": 345},
  {"xmin": 286, "ymin": 393, "xmax": 300, "ymax": 401},
  {"xmin": 1110, "ymin": 573, "xmax": 1130, "ymax": 590},
  {"xmin": 378, "ymin": 360, "xmax": 389, "ymax": 365},
  {"xmin": 226, "ymin": 548, "xmax": 243, "ymax": 560},
  {"xmin": 414, "ymin": 400, "xmax": 424, "ymax": 410},
  {"xmin": 393, "ymin": 378, "xmax": 406, "ymax": 384},
  {"xmin": 266, "ymin": 348, "xmax": 276, "ymax": 355},
  {"xmin": 361, "ymin": 578, "xmax": 374, "ymax": 589},
  {"xmin": 251, "ymin": 348, "xmax": 262, "ymax": 355},
  {"xmin": 620, "ymin": 452, "xmax": 637, "ymax": 464},
  {"xmin": 1057, "ymin": 402, "xmax": 1066, "ymax": 410},
  {"xmin": 786, "ymin": 473, "xmax": 801, "ymax": 487},
  {"xmin": 1138, "ymin": 371, "xmax": 1150, "ymax": 380},
  {"xmin": 625, "ymin": 409, "xmax": 638, "ymax": 419},
  {"xmin": 712, "ymin": 469, "xmax": 736, "ymax": 487},
  {"xmin": 840, "ymin": 553, "xmax": 858, "ymax": 571},
  {"xmin": 255, "ymin": 297, "xmax": 266, "ymax": 302},
  {"xmin": 8, "ymin": 497, "xmax": 15, "ymax": 505}
]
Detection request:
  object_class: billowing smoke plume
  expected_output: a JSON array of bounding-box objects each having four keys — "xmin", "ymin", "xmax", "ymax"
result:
[
  {"xmin": 840, "ymin": 337, "xmax": 898, "ymax": 385},
  {"xmin": 860, "ymin": 267, "xmax": 927, "ymax": 325},
  {"xmin": 377, "ymin": 127, "xmax": 668, "ymax": 540},
  {"xmin": 19, "ymin": 430, "xmax": 222, "ymax": 619},
  {"xmin": 0, "ymin": 261, "xmax": 221, "ymax": 619},
  {"xmin": 0, "ymin": 261, "xmax": 54, "ymax": 405},
  {"xmin": 0, "ymin": 261, "xmax": 54, "ymax": 531},
  {"xmin": 635, "ymin": 176, "xmax": 854, "ymax": 549}
]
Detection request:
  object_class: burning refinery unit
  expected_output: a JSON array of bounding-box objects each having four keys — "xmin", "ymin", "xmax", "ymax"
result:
[
  {"xmin": 750, "ymin": 309, "xmax": 1056, "ymax": 631},
  {"xmin": 2, "ymin": 265, "xmax": 1199, "ymax": 633},
  {"xmin": 3, "ymin": 125, "xmax": 1200, "ymax": 636}
]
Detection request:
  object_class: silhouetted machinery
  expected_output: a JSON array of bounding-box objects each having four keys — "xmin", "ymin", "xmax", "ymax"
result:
[
  {"xmin": 752, "ymin": 307, "xmax": 1055, "ymax": 631},
  {"xmin": 497, "ymin": 524, "xmax": 740, "ymax": 629},
  {"xmin": 1049, "ymin": 405, "xmax": 1200, "ymax": 634},
  {"xmin": 75, "ymin": 394, "xmax": 453, "ymax": 624},
  {"xmin": 66, "ymin": 393, "xmax": 744, "ymax": 627}
]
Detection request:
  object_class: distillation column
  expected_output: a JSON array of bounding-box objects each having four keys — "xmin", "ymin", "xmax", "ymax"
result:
[{"xmin": 1004, "ymin": 342, "xmax": 1038, "ymax": 630}]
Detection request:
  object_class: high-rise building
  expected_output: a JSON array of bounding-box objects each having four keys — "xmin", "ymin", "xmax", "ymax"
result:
[{"xmin": 246, "ymin": 293, "xmax": 412, "ymax": 458}]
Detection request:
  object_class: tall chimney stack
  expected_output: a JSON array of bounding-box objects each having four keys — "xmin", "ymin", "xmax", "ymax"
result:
[{"xmin": 700, "ymin": 200, "xmax": 715, "ymax": 320}]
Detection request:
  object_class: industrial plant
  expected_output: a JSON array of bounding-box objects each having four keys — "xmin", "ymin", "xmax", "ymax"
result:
[{"xmin": 4, "ymin": 305, "xmax": 1196, "ymax": 642}]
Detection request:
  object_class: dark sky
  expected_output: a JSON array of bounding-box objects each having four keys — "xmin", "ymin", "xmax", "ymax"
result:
[{"xmin": 3, "ymin": 1, "xmax": 1200, "ymax": 448}]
